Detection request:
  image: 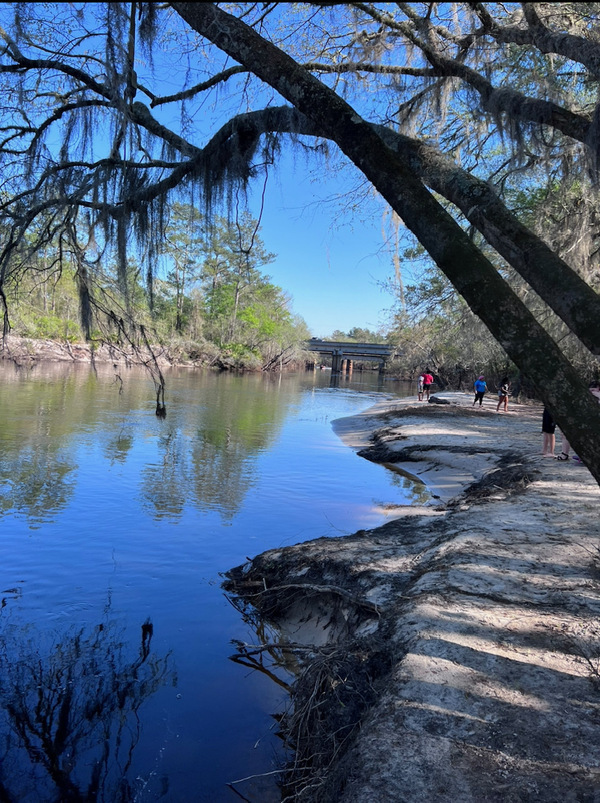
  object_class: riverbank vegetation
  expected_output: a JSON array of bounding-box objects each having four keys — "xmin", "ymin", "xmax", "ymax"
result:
[
  {"xmin": 5, "ymin": 202, "xmax": 311, "ymax": 371},
  {"xmin": 382, "ymin": 174, "xmax": 600, "ymax": 394},
  {"xmin": 0, "ymin": 3, "xmax": 599, "ymax": 475}
]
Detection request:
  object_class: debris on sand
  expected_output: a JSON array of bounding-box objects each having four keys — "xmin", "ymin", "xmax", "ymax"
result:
[{"xmin": 225, "ymin": 393, "xmax": 600, "ymax": 802}]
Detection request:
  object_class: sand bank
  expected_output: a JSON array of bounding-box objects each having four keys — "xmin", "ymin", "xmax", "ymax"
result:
[{"xmin": 226, "ymin": 392, "xmax": 600, "ymax": 802}]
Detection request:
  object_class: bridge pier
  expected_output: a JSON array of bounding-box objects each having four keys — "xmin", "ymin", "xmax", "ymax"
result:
[
  {"xmin": 333, "ymin": 354, "xmax": 355, "ymax": 375},
  {"xmin": 332, "ymin": 350, "xmax": 342, "ymax": 374}
]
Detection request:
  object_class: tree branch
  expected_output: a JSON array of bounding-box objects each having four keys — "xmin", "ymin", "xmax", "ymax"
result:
[
  {"xmin": 193, "ymin": 104, "xmax": 600, "ymax": 355},
  {"xmin": 346, "ymin": 4, "xmax": 594, "ymax": 148},
  {"xmin": 471, "ymin": 2, "xmax": 600, "ymax": 77},
  {"xmin": 149, "ymin": 65, "xmax": 248, "ymax": 107},
  {"xmin": 172, "ymin": 3, "xmax": 600, "ymax": 481}
]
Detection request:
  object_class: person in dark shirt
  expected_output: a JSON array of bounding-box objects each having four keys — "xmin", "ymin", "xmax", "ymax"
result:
[
  {"xmin": 556, "ymin": 381, "xmax": 600, "ymax": 462},
  {"xmin": 542, "ymin": 408, "xmax": 556, "ymax": 457},
  {"xmin": 496, "ymin": 377, "xmax": 510, "ymax": 413}
]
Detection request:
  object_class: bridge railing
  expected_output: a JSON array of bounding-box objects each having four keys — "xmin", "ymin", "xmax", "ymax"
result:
[{"xmin": 304, "ymin": 340, "xmax": 394, "ymax": 357}]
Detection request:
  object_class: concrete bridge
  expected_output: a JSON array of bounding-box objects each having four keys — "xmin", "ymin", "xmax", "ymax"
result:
[{"xmin": 305, "ymin": 339, "xmax": 395, "ymax": 375}]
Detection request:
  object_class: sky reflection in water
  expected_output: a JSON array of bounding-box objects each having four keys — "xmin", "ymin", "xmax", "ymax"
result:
[{"xmin": 0, "ymin": 363, "xmax": 420, "ymax": 801}]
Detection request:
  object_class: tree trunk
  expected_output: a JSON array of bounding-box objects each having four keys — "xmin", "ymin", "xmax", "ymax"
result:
[
  {"xmin": 173, "ymin": 2, "xmax": 600, "ymax": 485},
  {"xmin": 199, "ymin": 104, "xmax": 600, "ymax": 354}
]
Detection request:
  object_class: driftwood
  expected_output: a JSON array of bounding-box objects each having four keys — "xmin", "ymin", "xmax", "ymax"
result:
[{"xmin": 237, "ymin": 582, "xmax": 380, "ymax": 617}]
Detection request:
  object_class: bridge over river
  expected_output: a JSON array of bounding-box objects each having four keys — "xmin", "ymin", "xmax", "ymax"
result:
[{"xmin": 305, "ymin": 339, "xmax": 396, "ymax": 374}]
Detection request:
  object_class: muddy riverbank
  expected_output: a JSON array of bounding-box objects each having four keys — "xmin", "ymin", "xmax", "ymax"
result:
[{"xmin": 225, "ymin": 392, "xmax": 600, "ymax": 802}]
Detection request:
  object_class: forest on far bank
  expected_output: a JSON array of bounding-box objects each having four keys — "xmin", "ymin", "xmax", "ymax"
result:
[
  {"xmin": 1, "ymin": 199, "xmax": 527, "ymax": 390},
  {"xmin": 6, "ymin": 190, "xmax": 596, "ymax": 396},
  {"xmin": 4, "ymin": 196, "xmax": 521, "ymax": 384},
  {"xmin": 6, "ymin": 202, "xmax": 314, "ymax": 372},
  {"xmin": 2, "ymin": 3, "xmax": 600, "ymax": 478}
]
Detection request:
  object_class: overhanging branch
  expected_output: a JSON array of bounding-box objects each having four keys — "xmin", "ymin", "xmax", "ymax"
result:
[{"xmin": 170, "ymin": 2, "xmax": 600, "ymax": 481}]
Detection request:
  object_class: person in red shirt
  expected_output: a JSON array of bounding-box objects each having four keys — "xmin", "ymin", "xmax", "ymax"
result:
[{"xmin": 422, "ymin": 369, "xmax": 434, "ymax": 400}]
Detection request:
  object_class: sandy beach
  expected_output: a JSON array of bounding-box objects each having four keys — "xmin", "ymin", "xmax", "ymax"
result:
[{"xmin": 226, "ymin": 392, "xmax": 600, "ymax": 802}]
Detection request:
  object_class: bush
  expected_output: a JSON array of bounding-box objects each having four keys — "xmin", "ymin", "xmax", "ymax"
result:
[
  {"xmin": 166, "ymin": 337, "xmax": 220, "ymax": 364},
  {"xmin": 221, "ymin": 343, "xmax": 263, "ymax": 370},
  {"xmin": 15, "ymin": 312, "xmax": 81, "ymax": 343}
]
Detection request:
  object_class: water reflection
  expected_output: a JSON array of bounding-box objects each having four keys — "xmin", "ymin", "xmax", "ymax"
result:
[
  {"xmin": 0, "ymin": 364, "xmax": 417, "ymax": 528},
  {"xmin": 140, "ymin": 374, "xmax": 293, "ymax": 521},
  {"xmin": 328, "ymin": 369, "xmax": 386, "ymax": 391},
  {"xmin": 385, "ymin": 464, "xmax": 431, "ymax": 505},
  {"xmin": 0, "ymin": 363, "xmax": 130, "ymax": 526},
  {"xmin": 0, "ymin": 444, "xmax": 76, "ymax": 526},
  {"xmin": 103, "ymin": 426, "xmax": 134, "ymax": 464},
  {"xmin": 0, "ymin": 363, "xmax": 295, "ymax": 526},
  {"xmin": 0, "ymin": 361, "xmax": 419, "ymax": 799},
  {"xmin": 227, "ymin": 595, "xmax": 296, "ymax": 693},
  {"xmin": 141, "ymin": 429, "xmax": 190, "ymax": 519},
  {"xmin": 0, "ymin": 609, "xmax": 174, "ymax": 802}
]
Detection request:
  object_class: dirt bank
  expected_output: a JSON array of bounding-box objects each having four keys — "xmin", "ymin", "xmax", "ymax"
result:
[
  {"xmin": 0, "ymin": 334, "xmax": 173, "ymax": 366},
  {"xmin": 225, "ymin": 392, "xmax": 600, "ymax": 802}
]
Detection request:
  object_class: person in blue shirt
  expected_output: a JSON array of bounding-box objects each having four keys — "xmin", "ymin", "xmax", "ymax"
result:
[{"xmin": 473, "ymin": 375, "xmax": 487, "ymax": 407}]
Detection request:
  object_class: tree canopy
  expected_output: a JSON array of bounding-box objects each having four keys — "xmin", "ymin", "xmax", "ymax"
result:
[{"xmin": 1, "ymin": 2, "xmax": 600, "ymax": 479}]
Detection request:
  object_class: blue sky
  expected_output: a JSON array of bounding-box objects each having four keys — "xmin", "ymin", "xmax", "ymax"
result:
[
  {"xmin": 0, "ymin": 3, "xmax": 409, "ymax": 339},
  {"xmin": 245, "ymin": 147, "xmax": 403, "ymax": 338}
]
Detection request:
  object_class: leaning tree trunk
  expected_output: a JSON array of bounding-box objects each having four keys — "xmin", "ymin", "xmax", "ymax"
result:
[
  {"xmin": 373, "ymin": 125, "xmax": 600, "ymax": 357},
  {"xmin": 198, "ymin": 103, "xmax": 600, "ymax": 355},
  {"xmin": 173, "ymin": 2, "xmax": 600, "ymax": 485}
]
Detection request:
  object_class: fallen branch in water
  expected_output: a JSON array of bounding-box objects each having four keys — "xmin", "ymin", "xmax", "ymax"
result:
[{"xmin": 230, "ymin": 640, "xmax": 336, "ymax": 657}]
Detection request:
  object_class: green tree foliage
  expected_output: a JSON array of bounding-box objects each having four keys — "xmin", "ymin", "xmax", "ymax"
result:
[
  {"xmin": 200, "ymin": 211, "xmax": 274, "ymax": 342},
  {"xmin": 158, "ymin": 202, "xmax": 205, "ymax": 334},
  {"xmin": 195, "ymin": 210, "xmax": 307, "ymax": 367},
  {"xmin": 1, "ymin": 3, "xmax": 600, "ymax": 478},
  {"xmin": 5, "ymin": 199, "xmax": 308, "ymax": 369},
  {"xmin": 328, "ymin": 327, "xmax": 385, "ymax": 343},
  {"xmin": 2, "ymin": 227, "xmax": 82, "ymax": 341}
]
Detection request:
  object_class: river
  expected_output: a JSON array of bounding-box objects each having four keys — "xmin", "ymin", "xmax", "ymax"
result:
[{"xmin": 0, "ymin": 361, "xmax": 421, "ymax": 802}]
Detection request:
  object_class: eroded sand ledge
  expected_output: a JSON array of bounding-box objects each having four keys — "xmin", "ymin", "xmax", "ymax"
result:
[{"xmin": 225, "ymin": 393, "xmax": 600, "ymax": 802}]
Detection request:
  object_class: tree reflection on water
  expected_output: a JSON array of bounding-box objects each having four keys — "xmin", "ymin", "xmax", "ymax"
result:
[{"xmin": 0, "ymin": 611, "xmax": 174, "ymax": 801}]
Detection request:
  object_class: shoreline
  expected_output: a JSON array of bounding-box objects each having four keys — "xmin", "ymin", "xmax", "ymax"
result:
[
  {"xmin": 225, "ymin": 392, "xmax": 600, "ymax": 802},
  {"xmin": 0, "ymin": 333, "xmax": 173, "ymax": 368},
  {"xmin": 333, "ymin": 391, "xmax": 538, "ymax": 505}
]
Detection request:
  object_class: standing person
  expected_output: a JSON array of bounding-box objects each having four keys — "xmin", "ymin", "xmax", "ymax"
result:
[
  {"xmin": 496, "ymin": 377, "xmax": 510, "ymax": 413},
  {"xmin": 422, "ymin": 369, "xmax": 434, "ymax": 400},
  {"xmin": 556, "ymin": 433, "xmax": 572, "ymax": 461},
  {"xmin": 417, "ymin": 374, "xmax": 424, "ymax": 401},
  {"xmin": 473, "ymin": 375, "xmax": 487, "ymax": 407},
  {"xmin": 556, "ymin": 381, "xmax": 600, "ymax": 462},
  {"xmin": 542, "ymin": 408, "xmax": 556, "ymax": 457}
]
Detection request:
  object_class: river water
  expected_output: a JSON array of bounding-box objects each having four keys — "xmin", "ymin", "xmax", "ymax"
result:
[{"xmin": 0, "ymin": 362, "xmax": 421, "ymax": 802}]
